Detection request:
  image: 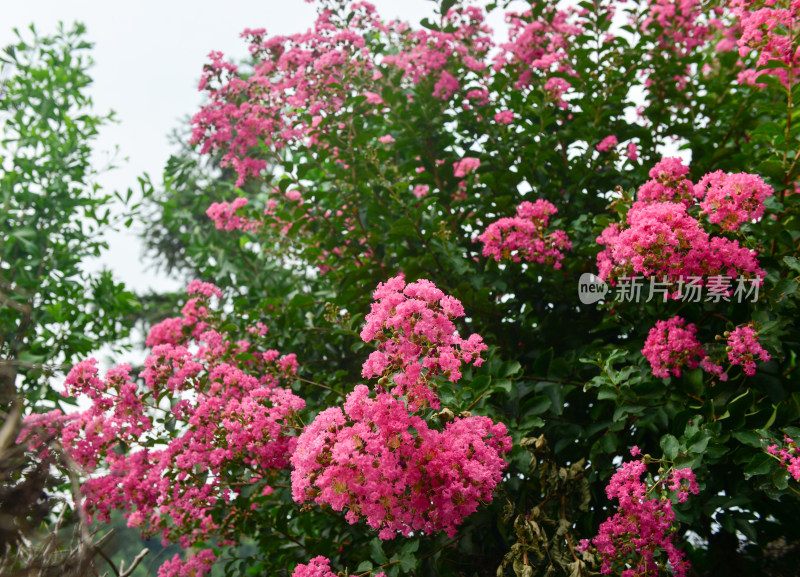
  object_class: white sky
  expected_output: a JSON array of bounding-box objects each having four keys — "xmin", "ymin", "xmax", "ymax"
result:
[{"xmin": 1, "ymin": 0, "xmax": 439, "ymax": 293}]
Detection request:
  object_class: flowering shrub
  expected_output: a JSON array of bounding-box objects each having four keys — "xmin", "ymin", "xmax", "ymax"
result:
[
  {"xmin": 21, "ymin": 283, "xmax": 306, "ymax": 575},
  {"xmin": 31, "ymin": 0, "xmax": 800, "ymax": 575},
  {"xmin": 292, "ymin": 277, "xmax": 510, "ymax": 540},
  {"xmin": 580, "ymin": 453, "xmax": 700, "ymax": 577}
]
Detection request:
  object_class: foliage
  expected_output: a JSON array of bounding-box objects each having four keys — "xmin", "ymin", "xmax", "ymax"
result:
[
  {"xmin": 27, "ymin": 1, "xmax": 800, "ymax": 576},
  {"xmin": 0, "ymin": 22, "xmax": 140, "ymax": 399},
  {"xmin": 0, "ymin": 23, "xmax": 142, "ymax": 575}
]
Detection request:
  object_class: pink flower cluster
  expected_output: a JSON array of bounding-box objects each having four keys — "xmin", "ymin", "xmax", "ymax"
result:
[
  {"xmin": 581, "ymin": 458, "xmax": 699, "ymax": 577},
  {"xmin": 726, "ymin": 324, "xmax": 771, "ymax": 376},
  {"xmin": 22, "ymin": 282, "xmax": 305, "ymax": 577},
  {"xmin": 157, "ymin": 550, "xmax": 217, "ymax": 577},
  {"xmin": 493, "ymin": 4, "xmax": 583, "ymax": 91},
  {"xmin": 360, "ymin": 275, "xmax": 487, "ymax": 411},
  {"xmin": 453, "ymin": 156, "xmax": 480, "ymax": 179},
  {"xmin": 767, "ymin": 436, "xmax": 800, "ymax": 482},
  {"xmin": 732, "ymin": 0, "xmax": 800, "ymax": 87},
  {"xmin": 641, "ymin": 316, "xmax": 726, "ymax": 380},
  {"xmin": 206, "ymin": 197, "xmax": 262, "ymax": 232},
  {"xmin": 696, "ymin": 171, "xmax": 773, "ymax": 231},
  {"xmin": 191, "ymin": 4, "xmax": 385, "ymax": 186},
  {"xmin": 292, "ymin": 556, "xmax": 386, "ymax": 577},
  {"xmin": 636, "ymin": 157, "xmax": 698, "ymax": 206},
  {"xmin": 642, "ymin": 318, "xmax": 772, "ymax": 380},
  {"xmin": 596, "ymin": 159, "xmax": 766, "ymax": 288},
  {"xmin": 382, "ymin": 5, "xmax": 494, "ymax": 101},
  {"xmin": 291, "ymin": 385, "xmax": 510, "ymax": 539},
  {"xmin": 641, "ymin": 0, "xmax": 712, "ymax": 57},
  {"xmin": 478, "ymin": 200, "xmax": 572, "ymax": 268},
  {"xmin": 596, "ymin": 135, "xmax": 618, "ymax": 152},
  {"xmin": 291, "ymin": 277, "xmax": 510, "ymax": 540}
]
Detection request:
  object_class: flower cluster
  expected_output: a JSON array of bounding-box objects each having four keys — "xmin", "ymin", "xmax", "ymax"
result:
[
  {"xmin": 21, "ymin": 282, "xmax": 305, "ymax": 577},
  {"xmin": 641, "ymin": 0, "xmax": 712, "ymax": 57},
  {"xmin": 636, "ymin": 157, "xmax": 698, "ymax": 206},
  {"xmin": 382, "ymin": 5, "xmax": 494, "ymax": 101},
  {"xmin": 206, "ymin": 197, "xmax": 263, "ymax": 232},
  {"xmin": 453, "ymin": 156, "xmax": 480, "ymax": 179},
  {"xmin": 157, "ymin": 550, "xmax": 217, "ymax": 577},
  {"xmin": 360, "ymin": 275, "xmax": 487, "ymax": 411},
  {"xmin": 696, "ymin": 171, "xmax": 773, "ymax": 231},
  {"xmin": 291, "ymin": 385, "xmax": 510, "ymax": 539},
  {"xmin": 596, "ymin": 159, "xmax": 766, "ymax": 288},
  {"xmin": 291, "ymin": 277, "xmax": 510, "ymax": 540},
  {"xmin": 191, "ymin": 4, "xmax": 385, "ymax": 186},
  {"xmin": 767, "ymin": 436, "xmax": 800, "ymax": 482},
  {"xmin": 580, "ymin": 456, "xmax": 699, "ymax": 577},
  {"xmin": 493, "ymin": 4, "xmax": 583, "ymax": 91},
  {"xmin": 732, "ymin": 0, "xmax": 800, "ymax": 87},
  {"xmin": 641, "ymin": 316, "xmax": 726, "ymax": 380},
  {"xmin": 641, "ymin": 317, "xmax": 772, "ymax": 380},
  {"xmin": 596, "ymin": 135, "xmax": 618, "ymax": 152},
  {"xmin": 478, "ymin": 200, "xmax": 572, "ymax": 268},
  {"xmin": 292, "ymin": 556, "xmax": 386, "ymax": 577},
  {"xmin": 725, "ymin": 324, "xmax": 771, "ymax": 376}
]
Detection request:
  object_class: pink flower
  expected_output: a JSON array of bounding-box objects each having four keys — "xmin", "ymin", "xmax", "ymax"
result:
[
  {"xmin": 726, "ymin": 324, "xmax": 770, "ymax": 376},
  {"xmin": 637, "ymin": 157, "xmax": 697, "ymax": 205},
  {"xmin": 359, "ymin": 275, "xmax": 487, "ymax": 410},
  {"xmin": 433, "ymin": 70, "xmax": 459, "ymax": 100},
  {"xmin": 412, "ymin": 184, "xmax": 429, "ymax": 198},
  {"xmin": 596, "ymin": 135, "xmax": 618, "ymax": 152},
  {"xmin": 292, "ymin": 556, "xmax": 386, "ymax": 577},
  {"xmin": 378, "ymin": 134, "xmax": 395, "ymax": 144},
  {"xmin": 364, "ymin": 91, "xmax": 384, "ymax": 104},
  {"xmin": 627, "ymin": 142, "xmax": 638, "ymax": 162},
  {"xmin": 453, "ymin": 157, "xmax": 480, "ymax": 178},
  {"xmin": 494, "ymin": 110, "xmax": 514, "ymax": 124},
  {"xmin": 587, "ymin": 457, "xmax": 696, "ymax": 577},
  {"xmin": 596, "ymin": 200, "xmax": 763, "ymax": 286},
  {"xmin": 668, "ymin": 468, "xmax": 700, "ymax": 503},
  {"xmin": 767, "ymin": 437, "xmax": 800, "ymax": 482},
  {"xmin": 36, "ymin": 282, "xmax": 307, "ymax": 577},
  {"xmin": 697, "ymin": 171, "xmax": 773, "ymax": 231},
  {"xmin": 291, "ymin": 386, "xmax": 510, "ymax": 539},
  {"xmin": 206, "ymin": 198, "xmax": 262, "ymax": 232},
  {"xmin": 642, "ymin": 316, "xmax": 724, "ymax": 379},
  {"xmin": 479, "ymin": 200, "xmax": 571, "ymax": 269}
]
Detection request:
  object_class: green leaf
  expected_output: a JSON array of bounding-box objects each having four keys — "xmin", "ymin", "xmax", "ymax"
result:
[
  {"xmin": 660, "ymin": 434, "xmax": 680, "ymax": 460},
  {"xmin": 772, "ymin": 466, "xmax": 789, "ymax": 490},
  {"xmin": 355, "ymin": 561, "xmax": 373, "ymax": 572},
  {"xmin": 733, "ymin": 430, "xmax": 764, "ymax": 448},
  {"xmin": 783, "ymin": 256, "xmax": 800, "ymax": 274},
  {"xmin": 521, "ymin": 395, "xmax": 552, "ymax": 416},
  {"xmin": 369, "ymin": 538, "xmax": 388, "ymax": 565},
  {"xmin": 744, "ymin": 453, "xmax": 774, "ymax": 477}
]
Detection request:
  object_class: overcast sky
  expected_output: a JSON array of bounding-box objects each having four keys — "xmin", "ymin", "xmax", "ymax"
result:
[{"xmin": 1, "ymin": 0, "xmax": 438, "ymax": 294}]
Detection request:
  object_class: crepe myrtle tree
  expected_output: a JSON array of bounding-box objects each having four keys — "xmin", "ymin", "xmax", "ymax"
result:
[{"xmin": 26, "ymin": 1, "xmax": 800, "ymax": 576}]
